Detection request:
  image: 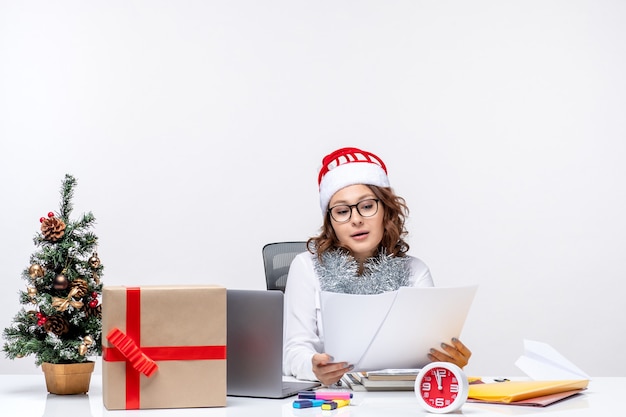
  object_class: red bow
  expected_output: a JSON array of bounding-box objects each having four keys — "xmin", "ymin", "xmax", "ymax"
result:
[{"xmin": 106, "ymin": 328, "xmax": 158, "ymax": 377}]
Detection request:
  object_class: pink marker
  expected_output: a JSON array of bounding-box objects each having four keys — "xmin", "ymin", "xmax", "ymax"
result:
[{"xmin": 298, "ymin": 391, "xmax": 353, "ymax": 401}]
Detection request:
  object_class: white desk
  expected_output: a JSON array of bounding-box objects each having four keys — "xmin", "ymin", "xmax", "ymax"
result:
[{"xmin": 0, "ymin": 375, "xmax": 620, "ymax": 416}]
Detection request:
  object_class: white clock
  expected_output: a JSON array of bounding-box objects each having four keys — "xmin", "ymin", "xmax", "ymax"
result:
[{"xmin": 414, "ymin": 362, "xmax": 469, "ymax": 413}]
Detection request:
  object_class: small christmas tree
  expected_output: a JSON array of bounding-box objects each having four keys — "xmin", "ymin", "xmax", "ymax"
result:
[{"xmin": 2, "ymin": 174, "xmax": 104, "ymax": 365}]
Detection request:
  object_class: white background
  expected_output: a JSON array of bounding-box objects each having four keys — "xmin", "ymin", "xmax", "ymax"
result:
[{"xmin": 1, "ymin": 1, "xmax": 624, "ymax": 377}]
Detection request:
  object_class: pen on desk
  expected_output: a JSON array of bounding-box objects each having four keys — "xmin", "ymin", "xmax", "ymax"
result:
[
  {"xmin": 293, "ymin": 399, "xmax": 325, "ymax": 408},
  {"xmin": 298, "ymin": 391, "xmax": 353, "ymax": 400},
  {"xmin": 321, "ymin": 399, "xmax": 351, "ymax": 410}
]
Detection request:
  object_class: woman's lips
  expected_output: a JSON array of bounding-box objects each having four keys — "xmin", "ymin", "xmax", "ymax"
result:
[{"xmin": 351, "ymin": 231, "xmax": 369, "ymax": 240}]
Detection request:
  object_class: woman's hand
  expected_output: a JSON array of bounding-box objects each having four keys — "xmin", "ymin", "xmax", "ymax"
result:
[
  {"xmin": 428, "ymin": 337, "xmax": 471, "ymax": 369},
  {"xmin": 312, "ymin": 353, "xmax": 353, "ymax": 386}
]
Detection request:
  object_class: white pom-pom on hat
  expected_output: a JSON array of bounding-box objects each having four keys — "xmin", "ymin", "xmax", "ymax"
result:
[{"xmin": 318, "ymin": 147, "xmax": 390, "ymax": 213}]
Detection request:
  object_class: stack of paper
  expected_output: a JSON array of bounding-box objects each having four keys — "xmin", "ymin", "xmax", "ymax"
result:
[
  {"xmin": 341, "ymin": 371, "xmax": 416, "ymax": 391},
  {"xmin": 366, "ymin": 369, "xmax": 420, "ymax": 381}
]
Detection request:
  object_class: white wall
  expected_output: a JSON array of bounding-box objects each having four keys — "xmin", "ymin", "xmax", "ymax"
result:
[{"xmin": 1, "ymin": 0, "xmax": 625, "ymax": 377}]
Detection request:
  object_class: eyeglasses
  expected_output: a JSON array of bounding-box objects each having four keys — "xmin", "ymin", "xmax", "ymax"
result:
[{"xmin": 328, "ymin": 199, "xmax": 380, "ymax": 223}]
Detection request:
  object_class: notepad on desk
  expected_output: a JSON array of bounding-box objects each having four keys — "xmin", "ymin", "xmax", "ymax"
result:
[
  {"xmin": 321, "ymin": 285, "xmax": 477, "ymax": 371},
  {"xmin": 467, "ymin": 379, "xmax": 589, "ymax": 407}
]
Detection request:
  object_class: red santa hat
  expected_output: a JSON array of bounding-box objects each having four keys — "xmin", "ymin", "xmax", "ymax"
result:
[{"xmin": 318, "ymin": 147, "xmax": 390, "ymax": 213}]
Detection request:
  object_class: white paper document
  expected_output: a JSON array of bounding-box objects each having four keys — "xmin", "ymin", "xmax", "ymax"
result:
[
  {"xmin": 515, "ymin": 339, "xmax": 591, "ymax": 380},
  {"xmin": 321, "ymin": 285, "xmax": 477, "ymax": 371}
]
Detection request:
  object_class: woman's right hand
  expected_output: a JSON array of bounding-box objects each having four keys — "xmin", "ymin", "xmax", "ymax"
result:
[
  {"xmin": 427, "ymin": 337, "xmax": 472, "ymax": 369},
  {"xmin": 312, "ymin": 353, "xmax": 353, "ymax": 386}
]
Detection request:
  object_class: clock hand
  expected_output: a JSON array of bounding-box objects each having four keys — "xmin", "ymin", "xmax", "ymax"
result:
[{"xmin": 435, "ymin": 370, "xmax": 443, "ymax": 390}]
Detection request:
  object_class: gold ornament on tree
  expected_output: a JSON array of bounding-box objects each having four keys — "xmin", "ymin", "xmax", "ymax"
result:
[
  {"xmin": 88, "ymin": 253, "xmax": 100, "ymax": 269},
  {"xmin": 28, "ymin": 264, "xmax": 45, "ymax": 279},
  {"xmin": 27, "ymin": 287, "xmax": 38, "ymax": 304},
  {"xmin": 89, "ymin": 252, "xmax": 101, "ymax": 285},
  {"xmin": 78, "ymin": 335, "xmax": 94, "ymax": 356},
  {"xmin": 40, "ymin": 213, "xmax": 66, "ymax": 242}
]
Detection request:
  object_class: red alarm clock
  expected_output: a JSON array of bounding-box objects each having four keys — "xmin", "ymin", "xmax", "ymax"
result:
[{"xmin": 414, "ymin": 362, "xmax": 469, "ymax": 413}]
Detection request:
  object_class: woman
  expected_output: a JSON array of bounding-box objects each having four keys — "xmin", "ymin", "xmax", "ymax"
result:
[{"xmin": 283, "ymin": 147, "xmax": 471, "ymax": 385}]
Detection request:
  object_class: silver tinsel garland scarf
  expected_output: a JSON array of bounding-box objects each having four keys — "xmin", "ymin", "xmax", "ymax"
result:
[{"xmin": 315, "ymin": 250, "xmax": 411, "ymax": 294}]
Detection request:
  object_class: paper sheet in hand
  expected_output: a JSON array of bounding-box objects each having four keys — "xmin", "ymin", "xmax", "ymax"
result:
[{"xmin": 321, "ymin": 285, "xmax": 477, "ymax": 371}]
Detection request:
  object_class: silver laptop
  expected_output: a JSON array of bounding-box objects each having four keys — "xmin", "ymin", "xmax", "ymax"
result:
[{"xmin": 227, "ymin": 289, "xmax": 321, "ymax": 398}]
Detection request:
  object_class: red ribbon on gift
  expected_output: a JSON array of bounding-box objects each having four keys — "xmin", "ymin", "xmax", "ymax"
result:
[{"xmin": 103, "ymin": 287, "xmax": 227, "ymax": 409}]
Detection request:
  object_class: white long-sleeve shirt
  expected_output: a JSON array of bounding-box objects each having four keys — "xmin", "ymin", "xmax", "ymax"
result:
[{"xmin": 283, "ymin": 251, "xmax": 434, "ymax": 381}]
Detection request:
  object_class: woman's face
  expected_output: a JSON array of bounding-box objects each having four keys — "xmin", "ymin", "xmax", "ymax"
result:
[{"xmin": 328, "ymin": 184, "xmax": 385, "ymax": 262}]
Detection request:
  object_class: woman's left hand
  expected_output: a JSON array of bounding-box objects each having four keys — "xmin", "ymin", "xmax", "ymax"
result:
[{"xmin": 428, "ymin": 337, "xmax": 471, "ymax": 369}]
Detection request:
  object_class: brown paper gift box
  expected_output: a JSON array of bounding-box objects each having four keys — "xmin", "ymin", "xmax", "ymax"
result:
[{"xmin": 102, "ymin": 285, "xmax": 226, "ymax": 409}]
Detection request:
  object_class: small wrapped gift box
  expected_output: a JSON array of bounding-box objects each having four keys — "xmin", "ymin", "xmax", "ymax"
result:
[{"xmin": 102, "ymin": 285, "xmax": 226, "ymax": 409}]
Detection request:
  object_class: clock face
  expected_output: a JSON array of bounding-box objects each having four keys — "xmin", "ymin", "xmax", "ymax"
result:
[{"xmin": 415, "ymin": 362, "xmax": 468, "ymax": 413}]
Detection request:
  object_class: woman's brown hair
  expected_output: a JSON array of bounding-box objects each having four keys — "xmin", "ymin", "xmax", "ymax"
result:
[{"xmin": 308, "ymin": 185, "xmax": 410, "ymax": 261}]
